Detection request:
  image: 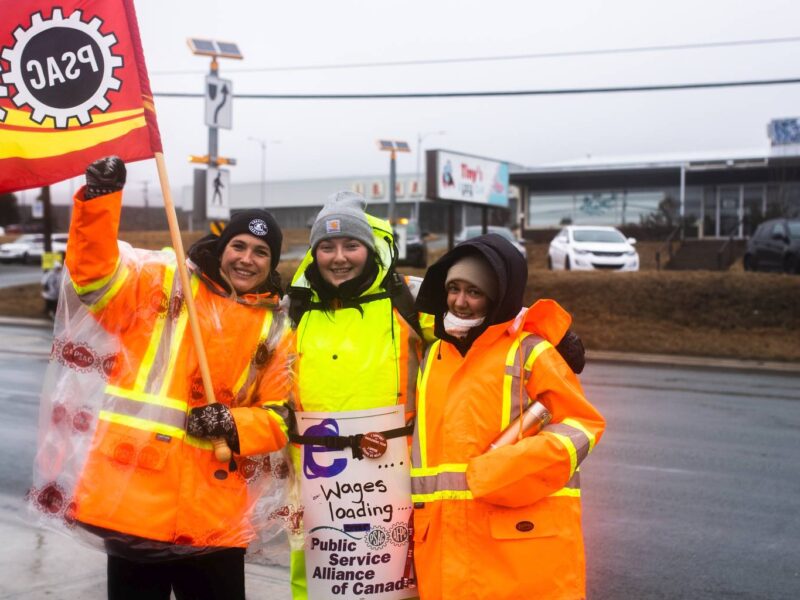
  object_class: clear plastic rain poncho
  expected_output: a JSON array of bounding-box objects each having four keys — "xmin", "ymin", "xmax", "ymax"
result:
[{"xmin": 27, "ymin": 242, "xmax": 300, "ymax": 562}]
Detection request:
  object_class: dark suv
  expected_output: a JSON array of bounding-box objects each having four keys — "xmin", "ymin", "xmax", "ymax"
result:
[{"xmin": 743, "ymin": 218, "xmax": 800, "ymax": 274}]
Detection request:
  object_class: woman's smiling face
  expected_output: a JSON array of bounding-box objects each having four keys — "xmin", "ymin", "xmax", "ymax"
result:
[
  {"xmin": 315, "ymin": 237, "xmax": 369, "ymax": 286},
  {"xmin": 219, "ymin": 234, "xmax": 271, "ymax": 293},
  {"xmin": 445, "ymin": 279, "xmax": 490, "ymax": 320}
]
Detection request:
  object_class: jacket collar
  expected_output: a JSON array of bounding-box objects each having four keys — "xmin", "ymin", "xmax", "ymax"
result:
[{"xmin": 465, "ymin": 299, "xmax": 572, "ymax": 351}]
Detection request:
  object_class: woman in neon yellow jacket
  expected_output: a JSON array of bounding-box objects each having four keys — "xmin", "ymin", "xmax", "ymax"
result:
[{"xmin": 285, "ymin": 192, "xmax": 424, "ymax": 599}]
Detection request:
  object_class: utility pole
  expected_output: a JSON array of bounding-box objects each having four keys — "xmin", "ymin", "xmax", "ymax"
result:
[
  {"xmin": 41, "ymin": 186, "xmax": 52, "ymax": 256},
  {"xmin": 187, "ymin": 38, "xmax": 242, "ymax": 226}
]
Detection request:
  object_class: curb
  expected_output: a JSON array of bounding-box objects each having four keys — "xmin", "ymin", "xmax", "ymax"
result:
[
  {"xmin": 587, "ymin": 350, "xmax": 800, "ymax": 375},
  {"xmin": 1, "ymin": 315, "xmax": 798, "ymax": 375},
  {"xmin": 0, "ymin": 315, "xmax": 53, "ymax": 328}
]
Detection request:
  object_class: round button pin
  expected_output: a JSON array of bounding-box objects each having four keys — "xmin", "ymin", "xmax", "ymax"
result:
[{"xmin": 360, "ymin": 432, "xmax": 388, "ymax": 459}]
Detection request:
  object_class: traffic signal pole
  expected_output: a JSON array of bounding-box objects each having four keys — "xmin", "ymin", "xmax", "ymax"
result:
[{"xmin": 208, "ymin": 57, "xmax": 219, "ymax": 169}]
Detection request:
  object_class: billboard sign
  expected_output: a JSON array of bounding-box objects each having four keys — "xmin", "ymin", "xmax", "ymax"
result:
[{"xmin": 427, "ymin": 150, "xmax": 509, "ymax": 207}]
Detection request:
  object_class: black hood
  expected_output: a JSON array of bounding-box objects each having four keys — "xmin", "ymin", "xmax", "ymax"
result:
[{"xmin": 415, "ymin": 233, "xmax": 527, "ymax": 349}]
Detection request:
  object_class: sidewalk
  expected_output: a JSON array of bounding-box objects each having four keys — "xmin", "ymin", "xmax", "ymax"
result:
[{"xmin": 0, "ymin": 495, "xmax": 291, "ymax": 599}]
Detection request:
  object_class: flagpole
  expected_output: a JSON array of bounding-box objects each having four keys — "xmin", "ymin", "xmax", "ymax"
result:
[{"xmin": 154, "ymin": 152, "xmax": 231, "ymax": 463}]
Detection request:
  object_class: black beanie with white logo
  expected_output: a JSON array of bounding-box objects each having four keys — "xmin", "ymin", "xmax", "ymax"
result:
[{"xmin": 216, "ymin": 209, "xmax": 283, "ymax": 270}]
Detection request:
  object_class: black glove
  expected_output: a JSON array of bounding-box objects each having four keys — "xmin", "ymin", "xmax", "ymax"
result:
[
  {"xmin": 187, "ymin": 403, "xmax": 240, "ymax": 454},
  {"xmin": 85, "ymin": 156, "xmax": 127, "ymax": 199},
  {"xmin": 555, "ymin": 329, "xmax": 585, "ymax": 374}
]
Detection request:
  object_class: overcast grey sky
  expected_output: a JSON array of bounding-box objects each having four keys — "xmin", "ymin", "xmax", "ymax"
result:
[{"xmin": 36, "ymin": 0, "xmax": 800, "ymax": 204}]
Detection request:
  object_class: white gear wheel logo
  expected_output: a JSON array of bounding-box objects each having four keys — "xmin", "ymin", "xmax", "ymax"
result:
[{"xmin": 0, "ymin": 8, "xmax": 123, "ymax": 128}]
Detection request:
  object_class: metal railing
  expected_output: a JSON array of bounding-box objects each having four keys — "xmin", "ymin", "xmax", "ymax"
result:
[
  {"xmin": 655, "ymin": 224, "xmax": 683, "ymax": 271},
  {"xmin": 716, "ymin": 217, "xmax": 747, "ymax": 271}
]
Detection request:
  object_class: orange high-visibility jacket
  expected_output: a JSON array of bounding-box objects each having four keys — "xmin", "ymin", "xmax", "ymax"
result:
[
  {"xmin": 411, "ymin": 300, "xmax": 605, "ymax": 600},
  {"xmin": 66, "ymin": 188, "xmax": 293, "ymax": 549}
]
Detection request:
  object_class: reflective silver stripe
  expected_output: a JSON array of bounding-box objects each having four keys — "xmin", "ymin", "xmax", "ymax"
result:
[
  {"xmin": 410, "ymin": 471, "xmax": 469, "ymax": 495},
  {"xmin": 565, "ymin": 470, "xmax": 581, "ymax": 490},
  {"xmin": 106, "ymin": 396, "xmax": 187, "ymax": 429},
  {"xmin": 543, "ymin": 422, "xmax": 592, "ymax": 466},
  {"xmin": 506, "ymin": 334, "xmax": 545, "ymax": 425},
  {"xmin": 73, "ymin": 261, "xmax": 128, "ymax": 306},
  {"xmin": 144, "ymin": 265, "xmax": 182, "ymax": 393},
  {"xmin": 263, "ymin": 403, "xmax": 291, "ymax": 422}
]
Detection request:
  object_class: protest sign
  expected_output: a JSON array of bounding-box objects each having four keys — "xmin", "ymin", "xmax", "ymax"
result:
[{"xmin": 297, "ymin": 406, "xmax": 415, "ymax": 600}]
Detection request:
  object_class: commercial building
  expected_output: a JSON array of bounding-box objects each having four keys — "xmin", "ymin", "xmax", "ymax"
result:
[{"xmin": 511, "ymin": 135, "xmax": 800, "ymax": 242}]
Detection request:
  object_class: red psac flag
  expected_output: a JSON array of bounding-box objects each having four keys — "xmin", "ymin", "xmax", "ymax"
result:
[{"xmin": 0, "ymin": 0, "xmax": 162, "ymax": 194}]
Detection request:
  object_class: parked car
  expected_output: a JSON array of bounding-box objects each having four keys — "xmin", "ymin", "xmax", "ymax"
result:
[
  {"xmin": 548, "ymin": 226, "xmax": 639, "ymax": 271},
  {"xmin": 0, "ymin": 233, "xmax": 68, "ymax": 264},
  {"xmin": 456, "ymin": 225, "xmax": 527, "ymax": 258},
  {"xmin": 395, "ymin": 219, "xmax": 429, "ymax": 268},
  {"xmin": 743, "ymin": 218, "xmax": 800, "ymax": 274}
]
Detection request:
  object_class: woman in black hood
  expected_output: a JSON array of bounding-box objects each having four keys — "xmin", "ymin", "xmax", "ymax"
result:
[
  {"xmin": 409, "ymin": 233, "xmax": 605, "ymax": 600},
  {"xmin": 415, "ymin": 233, "xmax": 529, "ymax": 354}
]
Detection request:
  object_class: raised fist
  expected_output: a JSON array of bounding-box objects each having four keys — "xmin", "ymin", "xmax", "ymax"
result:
[{"xmin": 85, "ymin": 156, "xmax": 127, "ymax": 199}]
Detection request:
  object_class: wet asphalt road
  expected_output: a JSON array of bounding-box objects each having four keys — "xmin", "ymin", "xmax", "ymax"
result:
[
  {"xmin": 0, "ymin": 324, "xmax": 799, "ymax": 598},
  {"xmin": 581, "ymin": 363, "xmax": 800, "ymax": 599},
  {"xmin": 0, "ymin": 263, "xmax": 42, "ymax": 288}
]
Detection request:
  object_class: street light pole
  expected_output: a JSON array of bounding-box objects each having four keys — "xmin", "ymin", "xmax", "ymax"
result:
[
  {"xmin": 248, "ymin": 137, "xmax": 266, "ymax": 208},
  {"xmin": 248, "ymin": 138, "xmax": 280, "ymax": 209}
]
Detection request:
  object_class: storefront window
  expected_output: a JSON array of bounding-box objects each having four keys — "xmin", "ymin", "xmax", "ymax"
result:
[{"xmin": 528, "ymin": 190, "xmax": 667, "ymax": 228}]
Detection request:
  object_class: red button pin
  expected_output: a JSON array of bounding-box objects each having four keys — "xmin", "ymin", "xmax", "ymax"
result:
[{"xmin": 360, "ymin": 432, "xmax": 388, "ymax": 459}]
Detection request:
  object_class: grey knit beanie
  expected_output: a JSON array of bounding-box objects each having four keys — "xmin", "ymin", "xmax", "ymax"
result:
[{"xmin": 309, "ymin": 191, "xmax": 375, "ymax": 251}]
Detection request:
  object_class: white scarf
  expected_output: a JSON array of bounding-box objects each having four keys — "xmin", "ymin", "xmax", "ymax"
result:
[{"xmin": 443, "ymin": 311, "xmax": 485, "ymax": 338}]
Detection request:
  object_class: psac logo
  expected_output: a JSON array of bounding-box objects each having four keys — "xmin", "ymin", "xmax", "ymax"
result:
[
  {"xmin": 303, "ymin": 418, "xmax": 346, "ymax": 480},
  {"xmin": 0, "ymin": 8, "xmax": 123, "ymax": 127}
]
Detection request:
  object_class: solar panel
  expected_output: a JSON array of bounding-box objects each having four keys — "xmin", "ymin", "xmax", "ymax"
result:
[
  {"xmin": 216, "ymin": 41, "xmax": 243, "ymax": 59},
  {"xmin": 378, "ymin": 140, "xmax": 395, "ymax": 151},
  {"xmin": 187, "ymin": 38, "xmax": 243, "ymax": 59},
  {"xmin": 188, "ymin": 38, "xmax": 216, "ymax": 55},
  {"xmin": 395, "ymin": 141, "xmax": 411, "ymax": 152}
]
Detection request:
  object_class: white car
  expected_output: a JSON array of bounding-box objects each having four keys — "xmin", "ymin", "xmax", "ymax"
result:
[
  {"xmin": 0, "ymin": 233, "xmax": 68, "ymax": 264},
  {"xmin": 456, "ymin": 225, "xmax": 527, "ymax": 258},
  {"xmin": 547, "ymin": 226, "xmax": 639, "ymax": 271}
]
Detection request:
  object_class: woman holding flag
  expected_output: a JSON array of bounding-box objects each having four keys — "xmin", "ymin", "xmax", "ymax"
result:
[{"xmin": 31, "ymin": 156, "xmax": 294, "ymax": 600}]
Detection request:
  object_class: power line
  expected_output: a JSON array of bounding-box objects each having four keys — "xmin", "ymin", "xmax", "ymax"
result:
[
  {"xmin": 153, "ymin": 77, "xmax": 800, "ymax": 100},
  {"xmin": 150, "ymin": 35, "xmax": 800, "ymax": 76}
]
